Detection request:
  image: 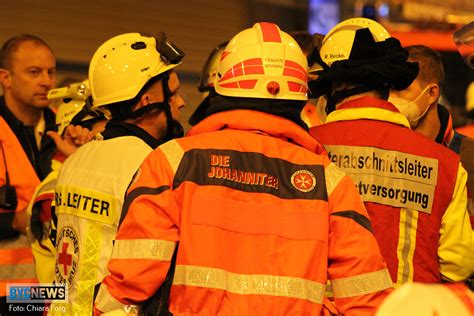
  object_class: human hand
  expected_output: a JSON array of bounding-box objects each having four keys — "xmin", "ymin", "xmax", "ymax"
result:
[{"xmin": 47, "ymin": 125, "xmax": 96, "ymax": 157}]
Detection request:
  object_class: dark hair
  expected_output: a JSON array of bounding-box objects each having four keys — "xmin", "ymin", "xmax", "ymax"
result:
[
  {"xmin": 288, "ymin": 31, "xmax": 313, "ymax": 56},
  {"xmin": 106, "ymin": 73, "xmax": 165, "ymax": 121},
  {"xmin": 0, "ymin": 34, "xmax": 53, "ymax": 70},
  {"xmin": 406, "ymin": 45, "xmax": 444, "ymax": 91}
]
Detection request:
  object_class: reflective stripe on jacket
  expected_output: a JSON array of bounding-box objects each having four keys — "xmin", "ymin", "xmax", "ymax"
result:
[
  {"xmin": 311, "ymin": 96, "xmax": 474, "ymax": 284},
  {"xmin": 0, "ymin": 117, "xmax": 39, "ymax": 296},
  {"xmin": 98, "ymin": 109, "xmax": 392, "ymax": 316},
  {"xmin": 49, "ymin": 137, "xmax": 152, "ymax": 315}
]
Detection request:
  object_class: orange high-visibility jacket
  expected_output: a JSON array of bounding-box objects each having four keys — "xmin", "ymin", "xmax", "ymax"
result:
[
  {"xmin": 96, "ymin": 110, "xmax": 392, "ymax": 315},
  {"xmin": 311, "ymin": 97, "xmax": 474, "ymax": 285},
  {"xmin": 457, "ymin": 124, "xmax": 474, "ymax": 139},
  {"xmin": 0, "ymin": 116, "xmax": 39, "ymax": 296}
]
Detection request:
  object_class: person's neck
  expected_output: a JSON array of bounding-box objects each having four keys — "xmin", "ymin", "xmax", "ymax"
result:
[
  {"xmin": 127, "ymin": 111, "xmax": 166, "ymax": 141},
  {"xmin": 335, "ymin": 91, "xmax": 380, "ymax": 108},
  {"xmin": 414, "ymin": 103, "xmax": 439, "ymax": 141},
  {"xmin": 4, "ymin": 93, "xmax": 42, "ymax": 126}
]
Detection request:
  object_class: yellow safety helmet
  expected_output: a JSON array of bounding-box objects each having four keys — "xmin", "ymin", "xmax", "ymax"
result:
[
  {"xmin": 215, "ymin": 22, "xmax": 308, "ymax": 101},
  {"xmin": 309, "ymin": 17, "xmax": 418, "ymax": 113},
  {"xmin": 320, "ymin": 17, "xmax": 390, "ymax": 66},
  {"xmin": 89, "ymin": 32, "xmax": 184, "ymax": 116}
]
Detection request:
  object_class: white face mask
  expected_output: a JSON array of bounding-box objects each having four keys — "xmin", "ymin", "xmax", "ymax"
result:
[{"xmin": 388, "ymin": 86, "xmax": 431, "ymax": 128}]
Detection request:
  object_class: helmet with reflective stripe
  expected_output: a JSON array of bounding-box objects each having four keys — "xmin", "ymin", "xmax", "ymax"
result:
[
  {"xmin": 89, "ymin": 32, "xmax": 183, "ymax": 113},
  {"xmin": 320, "ymin": 18, "xmax": 390, "ymax": 66},
  {"xmin": 215, "ymin": 22, "xmax": 308, "ymax": 101}
]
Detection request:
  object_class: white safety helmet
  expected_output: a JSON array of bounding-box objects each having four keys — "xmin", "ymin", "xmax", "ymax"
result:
[
  {"xmin": 89, "ymin": 32, "xmax": 184, "ymax": 115},
  {"xmin": 215, "ymin": 22, "xmax": 308, "ymax": 101},
  {"xmin": 48, "ymin": 80, "xmax": 98, "ymax": 135},
  {"xmin": 320, "ymin": 18, "xmax": 390, "ymax": 66}
]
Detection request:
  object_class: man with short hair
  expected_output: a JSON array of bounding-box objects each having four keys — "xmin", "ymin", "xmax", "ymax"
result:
[
  {"xmin": 0, "ymin": 34, "xmax": 56, "ymax": 311},
  {"xmin": 401, "ymin": 44, "xmax": 474, "ymax": 245},
  {"xmin": 389, "ymin": 45, "xmax": 447, "ymax": 143}
]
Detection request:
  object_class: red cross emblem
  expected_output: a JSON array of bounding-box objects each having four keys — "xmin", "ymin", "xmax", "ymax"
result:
[
  {"xmin": 291, "ymin": 170, "xmax": 316, "ymax": 192},
  {"xmin": 55, "ymin": 226, "xmax": 79, "ymax": 286},
  {"xmin": 58, "ymin": 242, "xmax": 72, "ymax": 275}
]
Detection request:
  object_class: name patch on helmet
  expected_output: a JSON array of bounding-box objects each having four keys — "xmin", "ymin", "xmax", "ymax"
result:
[
  {"xmin": 264, "ymin": 57, "xmax": 284, "ymax": 68},
  {"xmin": 325, "ymin": 53, "xmax": 345, "ymax": 60}
]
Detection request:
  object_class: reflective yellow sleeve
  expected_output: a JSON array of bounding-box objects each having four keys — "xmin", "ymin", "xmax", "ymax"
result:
[{"xmin": 438, "ymin": 164, "xmax": 474, "ymax": 281}]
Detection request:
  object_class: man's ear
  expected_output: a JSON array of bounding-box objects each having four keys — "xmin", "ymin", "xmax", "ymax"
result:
[
  {"xmin": 428, "ymin": 84, "xmax": 440, "ymax": 105},
  {"xmin": 0, "ymin": 69, "xmax": 11, "ymax": 89},
  {"xmin": 134, "ymin": 93, "xmax": 150, "ymax": 111}
]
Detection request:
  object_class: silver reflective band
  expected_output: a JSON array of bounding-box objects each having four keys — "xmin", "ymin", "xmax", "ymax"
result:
[
  {"xmin": 95, "ymin": 284, "xmax": 125, "ymax": 312},
  {"xmin": 160, "ymin": 140, "xmax": 184, "ymax": 175},
  {"xmin": 111, "ymin": 239, "xmax": 176, "ymax": 261},
  {"xmin": 331, "ymin": 268, "xmax": 393, "ymax": 298},
  {"xmin": 173, "ymin": 265, "xmax": 326, "ymax": 304},
  {"xmin": 0, "ymin": 263, "xmax": 36, "ymax": 281},
  {"xmin": 325, "ymin": 163, "xmax": 346, "ymax": 197}
]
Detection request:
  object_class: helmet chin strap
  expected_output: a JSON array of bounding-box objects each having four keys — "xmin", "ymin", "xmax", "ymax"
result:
[
  {"xmin": 128, "ymin": 72, "xmax": 184, "ymax": 141},
  {"xmin": 160, "ymin": 72, "xmax": 184, "ymax": 141}
]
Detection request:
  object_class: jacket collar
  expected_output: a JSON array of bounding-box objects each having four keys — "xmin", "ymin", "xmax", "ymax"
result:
[
  {"xmin": 187, "ymin": 109, "xmax": 326, "ymax": 154},
  {"xmin": 101, "ymin": 121, "xmax": 160, "ymax": 149},
  {"xmin": 0, "ymin": 96, "xmax": 56, "ymax": 132},
  {"xmin": 325, "ymin": 96, "xmax": 411, "ymax": 128}
]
